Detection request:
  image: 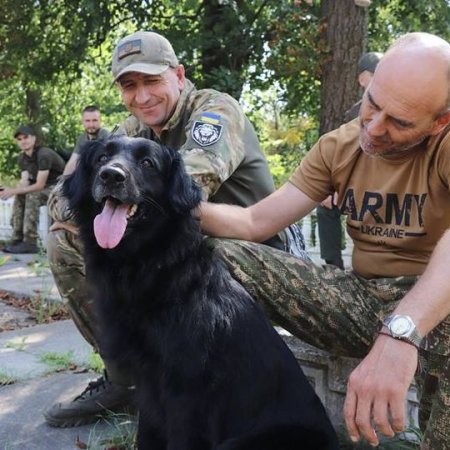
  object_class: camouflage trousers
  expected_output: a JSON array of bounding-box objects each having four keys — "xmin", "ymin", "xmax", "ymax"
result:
[
  {"xmin": 11, "ymin": 188, "xmax": 51, "ymax": 242},
  {"xmin": 207, "ymin": 238, "xmax": 450, "ymax": 450}
]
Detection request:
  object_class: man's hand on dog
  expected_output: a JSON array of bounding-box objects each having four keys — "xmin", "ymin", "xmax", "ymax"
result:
[{"xmin": 343, "ymin": 336, "xmax": 418, "ymax": 446}]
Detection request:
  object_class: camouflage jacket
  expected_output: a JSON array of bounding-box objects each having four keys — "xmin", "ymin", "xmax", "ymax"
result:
[
  {"xmin": 49, "ymin": 79, "xmax": 276, "ymax": 226},
  {"xmin": 115, "ymin": 79, "xmax": 276, "ymax": 205}
]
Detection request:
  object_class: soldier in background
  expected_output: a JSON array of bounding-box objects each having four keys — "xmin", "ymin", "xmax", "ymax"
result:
[
  {"xmin": 62, "ymin": 105, "xmax": 110, "ymax": 176},
  {"xmin": 44, "ymin": 30, "xmax": 308, "ymax": 427},
  {"xmin": 0, "ymin": 125, "xmax": 65, "ymax": 254}
]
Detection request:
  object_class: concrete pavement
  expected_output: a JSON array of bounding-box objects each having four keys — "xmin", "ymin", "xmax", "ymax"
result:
[{"xmin": 0, "ymin": 250, "xmax": 130, "ymax": 450}]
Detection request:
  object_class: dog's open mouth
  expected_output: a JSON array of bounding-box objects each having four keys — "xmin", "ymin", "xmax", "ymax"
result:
[{"xmin": 93, "ymin": 198, "xmax": 138, "ymax": 249}]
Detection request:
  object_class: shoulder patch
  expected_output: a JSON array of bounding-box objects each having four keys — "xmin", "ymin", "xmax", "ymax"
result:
[{"xmin": 192, "ymin": 121, "xmax": 223, "ymax": 147}]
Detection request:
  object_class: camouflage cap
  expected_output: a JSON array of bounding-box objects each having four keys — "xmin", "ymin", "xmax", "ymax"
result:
[
  {"xmin": 357, "ymin": 52, "xmax": 383, "ymax": 75},
  {"xmin": 112, "ymin": 31, "xmax": 179, "ymax": 81},
  {"xmin": 14, "ymin": 124, "xmax": 35, "ymax": 138}
]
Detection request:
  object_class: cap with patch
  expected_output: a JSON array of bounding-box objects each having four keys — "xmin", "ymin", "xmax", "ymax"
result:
[
  {"xmin": 112, "ymin": 31, "xmax": 179, "ymax": 81},
  {"xmin": 14, "ymin": 124, "xmax": 35, "ymax": 138},
  {"xmin": 357, "ymin": 52, "xmax": 383, "ymax": 75}
]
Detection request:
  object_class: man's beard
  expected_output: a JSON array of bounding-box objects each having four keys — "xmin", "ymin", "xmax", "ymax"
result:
[{"xmin": 359, "ymin": 128, "xmax": 428, "ymax": 159}]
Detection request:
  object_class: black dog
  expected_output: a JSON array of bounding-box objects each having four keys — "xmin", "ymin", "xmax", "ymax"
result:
[{"xmin": 63, "ymin": 136, "xmax": 338, "ymax": 450}]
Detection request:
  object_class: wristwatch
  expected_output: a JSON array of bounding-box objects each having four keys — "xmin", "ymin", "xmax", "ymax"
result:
[{"xmin": 382, "ymin": 314, "xmax": 423, "ymax": 348}]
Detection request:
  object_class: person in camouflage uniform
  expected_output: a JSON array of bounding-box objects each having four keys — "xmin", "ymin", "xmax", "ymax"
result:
[
  {"xmin": 0, "ymin": 125, "xmax": 65, "ymax": 254},
  {"xmin": 201, "ymin": 33, "xmax": 450, "ymax": 450},
  {"xmin": 44, "ymin": 30, "xmax": 307, "ymax": 427}
]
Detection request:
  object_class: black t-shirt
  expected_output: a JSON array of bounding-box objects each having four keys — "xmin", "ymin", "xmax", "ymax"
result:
[{"xmin": 18, "ymin": 146, "xmax": 66, "ymax": 187}]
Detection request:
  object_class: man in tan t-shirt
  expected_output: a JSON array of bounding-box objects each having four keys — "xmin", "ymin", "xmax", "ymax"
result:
[{"xmin": 200, "ymin": 32, "xmax": 450, "ymax": 450}]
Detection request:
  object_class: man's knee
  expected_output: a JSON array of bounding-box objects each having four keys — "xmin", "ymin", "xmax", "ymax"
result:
[
  {"xmin": 47, "ymin": 230, "xmax": 67, "ymax": 264},
  {"xmin": 47, "ymin": 229, "xmax": 84, "ymax": 269}
]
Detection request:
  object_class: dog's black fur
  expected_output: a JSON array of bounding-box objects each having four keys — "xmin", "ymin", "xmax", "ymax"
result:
[{"xmin": 63, "ymin": 136, "xmax": 338, "ymax": 450}]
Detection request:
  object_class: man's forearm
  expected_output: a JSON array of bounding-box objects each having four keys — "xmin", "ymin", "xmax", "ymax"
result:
[{"xmin": 200, "ymin": 202, "xmax": 255, "ymax": 241}]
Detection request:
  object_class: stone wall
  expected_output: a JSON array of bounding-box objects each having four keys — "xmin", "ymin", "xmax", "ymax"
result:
[{"xmin": 279, "ymin": 328, "xmax": 419, "ymax": 431}]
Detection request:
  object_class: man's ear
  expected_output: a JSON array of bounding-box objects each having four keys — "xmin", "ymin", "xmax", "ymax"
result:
[
  {"xmin": 430, "ymin": 110, "xmax": 450, "ymax": 135},
  {"xmin": 175, "ymin": 64, "xmax": 185, "ymax": 90}
]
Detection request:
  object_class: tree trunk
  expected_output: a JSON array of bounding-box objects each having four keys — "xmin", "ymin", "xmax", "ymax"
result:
[
  {"xmin": 25, "ymin": 86, "xmax": 44, "ymax": 141},
  {"xmin": 25, "ymin": 86, "xmax": 41, "ymax": 124},
  {"xmin": 319, "ymin": 0, "xmax": 368, "ymax": 136}
]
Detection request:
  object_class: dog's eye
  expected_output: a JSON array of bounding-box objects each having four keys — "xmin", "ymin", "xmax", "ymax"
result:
[
  {"xmin": 141, "ymin": 158, "xmax": 155, "ymax": 168},
  {"xmin": 98, "ymin": 154, "xmax": 108, "ymax": 164}
]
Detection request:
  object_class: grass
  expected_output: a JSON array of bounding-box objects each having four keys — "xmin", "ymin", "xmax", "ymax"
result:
[
  {"xmin": 86, "ymin": 352, "xmax": 105, "ymax": 373},
  {"xmin": 26, "ymin": 241, "xmax": 50, "ymax": 276},
  {"xmin": 28, "ymin": 296, "xmax": 69, "ymax": 324},
  {"xmin": 0, "ymin": 254, "xmax": 11, "ymax": 266},
  {"xmin": 0, "ymin": 369, "xmax": 17, "ymax": 386},
  {"xmin": 4, "ymin": 337, "xmax": 28, "ymax": 352},
  {"xmin": 38, "ymin": 350, "xmax": 77, "ymax": 371},
  {"xmin": 85, "ymin": 412, "xmax": 137, "ymax": 449}
]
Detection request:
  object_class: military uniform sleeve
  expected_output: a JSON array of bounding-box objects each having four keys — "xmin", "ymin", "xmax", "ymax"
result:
[
  {"xmin": 98, "ymin": 128, "xmax": 111, "ymax": 140},
  {"xmin": 116, "ymin": 115, "xmax": 142, "ymax": 137},
  {"xmin": 37, "ymin": 148, "xmax": 53, "ymax": 171},
  {"xmin": 73, "ymin": 135, "xmax": 85, "ymax": 155},
  {"xmin": 178, "ymin": 93, "xmax": 246, "ymax": 200},
  {"xmin": 47, "ymin": 178, "xmax": 75, "ymax": 223}
]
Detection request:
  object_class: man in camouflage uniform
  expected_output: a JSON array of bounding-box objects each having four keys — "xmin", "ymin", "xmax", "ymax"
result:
[
  {"xmin": 44, "ymin": 31, "xmax": 307, "ymax": 427},
  {"xmin": 0, "ymin": 125, "xmax": 65, "ymax": 254},
  {"xmin": 201, "ymin": 33, "xmax": 450, "ymax": 449}
]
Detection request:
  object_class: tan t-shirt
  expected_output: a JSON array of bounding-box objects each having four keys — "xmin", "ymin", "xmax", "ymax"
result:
[{"xmin": 289, "ymin": 119, "xmax": 450, "ymax": 278}]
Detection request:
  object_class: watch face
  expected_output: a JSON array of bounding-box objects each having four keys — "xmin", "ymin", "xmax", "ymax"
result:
[{"xmin": 390, "ymin": 316, "xmax": 412, "ymax": 337}]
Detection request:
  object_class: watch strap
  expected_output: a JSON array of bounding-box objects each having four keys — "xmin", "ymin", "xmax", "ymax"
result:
[
  {"xmin": 378, "ymin": 331, "xmax": 419, "ymax": 350},
  {"xmin": 380, "ymin": 315, "xmax": 424, "ymax": 349}
]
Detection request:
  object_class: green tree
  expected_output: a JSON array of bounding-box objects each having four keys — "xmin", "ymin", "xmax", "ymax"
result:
[{"xmin": 1, "ymin": 0, "xmax": 449, "ymax": 180}]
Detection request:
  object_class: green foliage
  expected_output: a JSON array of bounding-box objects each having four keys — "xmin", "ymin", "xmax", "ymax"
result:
[
  {"xmin": 0, "ymin": 139, "xmax": 19, "ymax": 179},
  {"xmin": 263, "ymin": 1, "xmax": 324, "ymax": 117},
  {"xmin": 0, "ymin": 369, "xmax": 17, "ymax": 386},
  {"xmin": 369, "ymin": 0, "xmax": 450, "ymax": 47},
  {"xmin": 87, "ymin": 412, "xmax": 137, "ymax": 449},
  {"xmin": 39, "ymin": 350, "xmax": 76, "ymax": 371},
  {"xmin": 243, "ymin": 86, "xmax": 318, "ymax": 186},
  {"xmin": 0, "ymin": 0, "xmax": 449, "ymax": 179},
  {"xmin": 4, "ymin": 337, "xmax": 29, "ymax": 352},
  {"xmin": 87, "ymin": 352, "xmax": 105, "ymax": 373},
  {"xmin": 0, "ymin": 0, "xmax": 113, "ymax": 84}
]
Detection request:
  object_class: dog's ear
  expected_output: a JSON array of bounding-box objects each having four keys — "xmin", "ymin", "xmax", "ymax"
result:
[
  {"xmin": 167, "ymin": 149, "xmax": 202, "ymax": 215},
  {"xmin": 62, "ymin": 140, "xmax": 104, "ymax": 209}
]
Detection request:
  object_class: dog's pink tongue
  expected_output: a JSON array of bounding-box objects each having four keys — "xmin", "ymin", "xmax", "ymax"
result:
[{"xmin": 94, "ymin": 200, "xmax": 129, "ymax": 249}]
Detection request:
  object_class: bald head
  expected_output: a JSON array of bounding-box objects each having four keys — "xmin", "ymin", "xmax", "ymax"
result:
[
  {"xmin": 358, "ymin": 33, "xmax": 450, "ymax": 158},
  {"xmin": 378, "ymin": 32, "xmax": 450, "ymax": 117}
]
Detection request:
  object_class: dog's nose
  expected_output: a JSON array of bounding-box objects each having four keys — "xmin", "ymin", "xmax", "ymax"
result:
[{"xmin": 99, "ymin": 166, "xmax": 126, "ymax": 184}]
